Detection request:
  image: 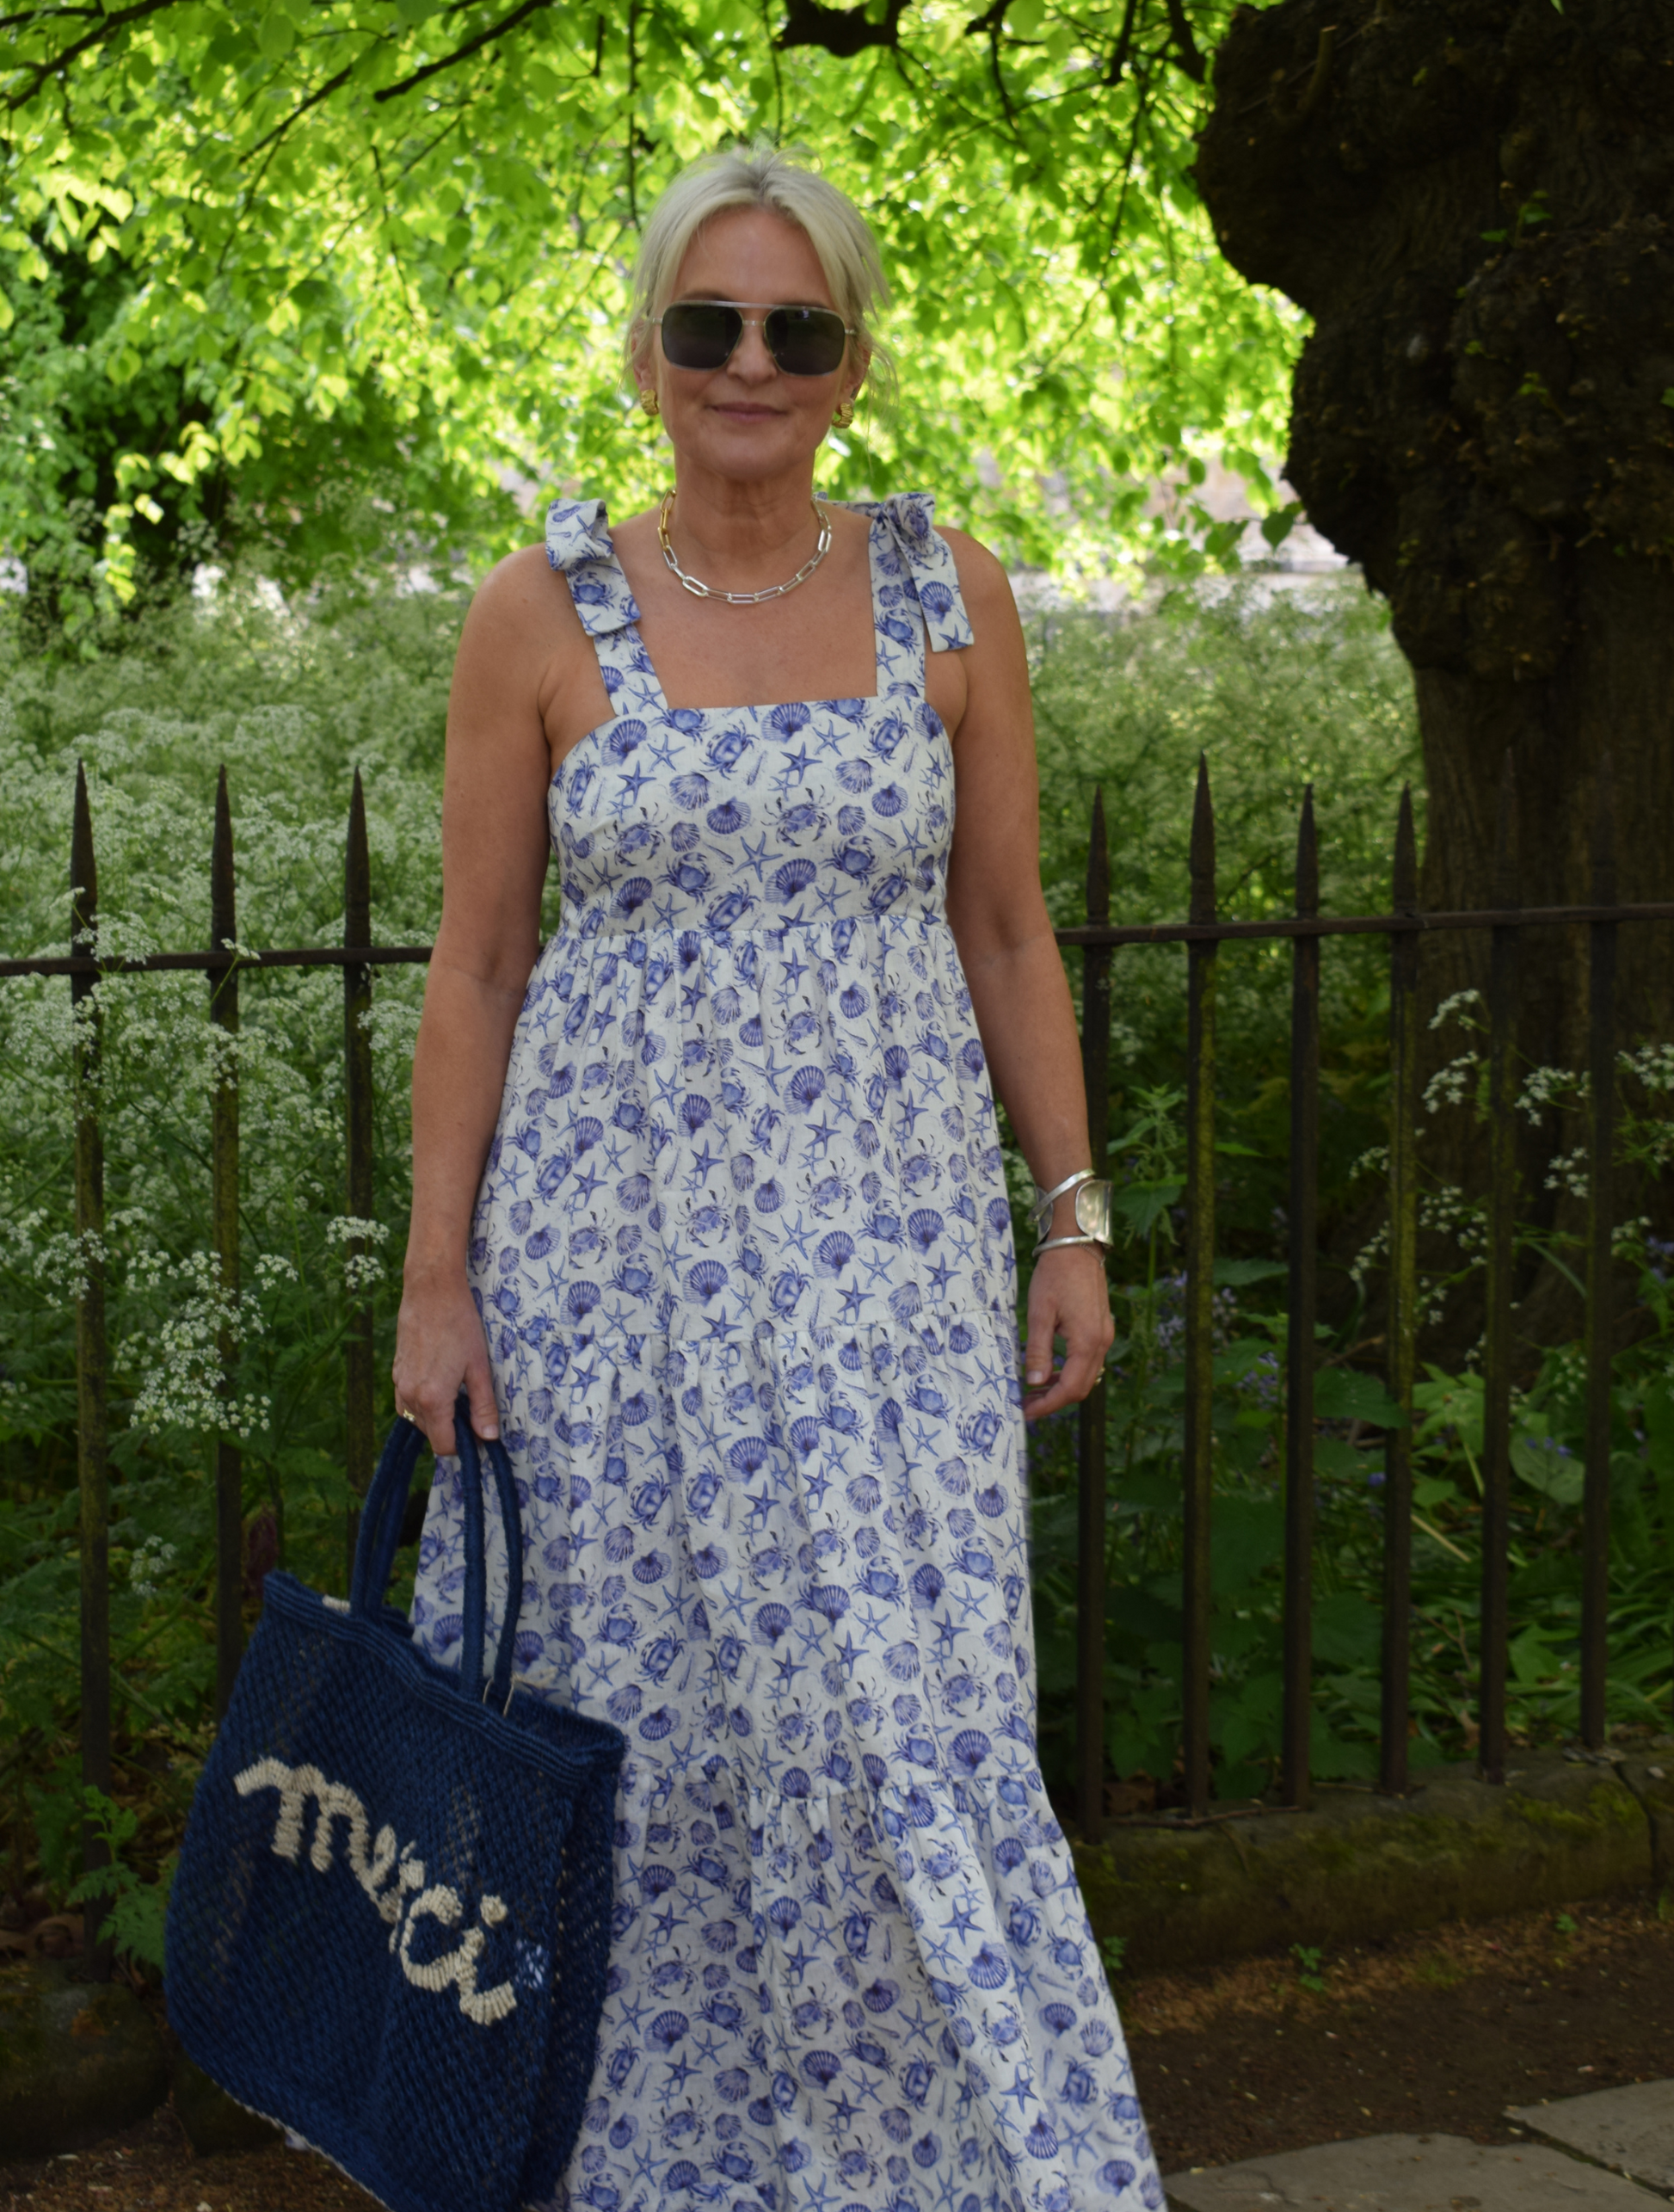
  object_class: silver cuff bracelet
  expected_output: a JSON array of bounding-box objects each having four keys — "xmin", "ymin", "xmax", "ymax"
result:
[{"xmin": 1029, "ymin": 1168, "xmax": 1114, "ymax": 1254}]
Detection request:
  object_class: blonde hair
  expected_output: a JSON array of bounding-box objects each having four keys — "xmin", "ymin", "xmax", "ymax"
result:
[{"xmin": 626, "ymin": 143, "xmax": 895, "ymax": 406}]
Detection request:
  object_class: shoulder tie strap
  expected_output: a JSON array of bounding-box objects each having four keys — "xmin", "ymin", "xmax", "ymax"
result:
[
  {"xmin": 545, "ymin": 498, "xmax": 643, "ymax": 636},
  {"xmin": 545, "ymin": 496, "xmax": 669, "ymax": 716},
  {"xmin": 875, "ymin": 494, "xmax": 975, "ymax": 655}
]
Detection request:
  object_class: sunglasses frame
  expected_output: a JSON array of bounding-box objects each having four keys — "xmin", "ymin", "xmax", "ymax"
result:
[{"xmin": 652, "ymin": 298, "xmax": 856, "ymax": 379}]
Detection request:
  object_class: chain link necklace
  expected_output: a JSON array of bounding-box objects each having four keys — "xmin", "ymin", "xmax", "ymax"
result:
[{"xmin": 657, "ymin": 491, "xmax": 833, "ymax": 606}]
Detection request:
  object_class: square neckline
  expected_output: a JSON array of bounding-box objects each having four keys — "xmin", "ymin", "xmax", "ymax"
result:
[{"xmin": 585, "ymin": 502, "xmax": 913, "ymax": 718}]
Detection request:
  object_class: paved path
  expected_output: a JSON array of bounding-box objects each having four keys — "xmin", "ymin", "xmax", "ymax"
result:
[{"xmin": 1164, "ymin": 2078, "xmax": 1674, "ymax": 2208}]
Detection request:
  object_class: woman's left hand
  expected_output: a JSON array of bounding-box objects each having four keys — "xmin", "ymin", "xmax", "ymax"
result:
[{"xmin": 1021, "ymin": 1244, "xmax": 1113, "ymax": 1421}]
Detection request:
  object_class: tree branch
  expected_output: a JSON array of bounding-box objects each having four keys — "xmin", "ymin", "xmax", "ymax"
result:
[
  {"xmin": 4, "ymin": 0, "xmax": 182, "ymax": 112},
  {"xmin": 1104, "ymin": 0, "xmax": 1139, "ymax": 88},
  {"xmin": 241, "ymin": 59, "xmax": 360, "ymax": 163},
  {"xmin": 372, "ymin": 0, "xmax": 556, "ymax": 103},
  {"xmin": 777, "ymin": 0, "xmax": 911, "ymax": 59},
  {"xmin": 0, "ymin": 8, "xmax": 103, "ymax": 32},
  {"xmin": 1161, "ymin": 0, "xmax": 1204, "ymax": 84}
]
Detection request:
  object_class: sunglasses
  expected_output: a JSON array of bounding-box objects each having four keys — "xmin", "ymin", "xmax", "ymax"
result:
[{"xmin": 653, "ymin": 299, "xmax": 854, "ymax": 379}]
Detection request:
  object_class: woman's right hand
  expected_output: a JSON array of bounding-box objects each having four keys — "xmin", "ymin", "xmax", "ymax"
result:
[{"xmin": 391, "ymin": 1266, "xmax": 500, "ymax": 1459}]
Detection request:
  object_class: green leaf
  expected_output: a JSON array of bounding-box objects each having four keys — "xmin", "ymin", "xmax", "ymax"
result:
[
  {"xmin": 1645, "ymin": 1381, "xmax": 1674, "ymax": 1476},
  {"xmin": 1412, "ymin": 1367, "xmax": 1484, "ymax": 1455},
  {"xmin": 1314, "ymin": 1436, "xmax": 1370, "ymax": 1482},
  {"xmin": 1511, "ymin": 1432, "xmax": 1585, "ymax": 1507},
  {"xmin": 1314, "ymin": 1369, "xmax": 1410, "ymax": 1428},
  {"xmin": 1309, "ymin": 1716, "xmax": 1376, "ymax": 1781},
  {"xmin": 1113, "ymin": 1180, "xmax": 1181, "ymax": 1237},
  {"xmin": 106, "ymin": 1884, "xmax": 169, "ymax": 1975},
  {"xmin": 256, "ymin": 9, "xmax": 296, "ymax": 60},
  {"xmin": 1211, "ymin": 1494, "xmax": 1283, "ymax": 1596},
  {"xmin": 1259, "ymin": 500, "xmax": 1302, "ymax": 550},
  {"xmin": 1214, "ymin": 1258, "xmax": 1287, "ymax": 1286},
  {"xmin": 1312, "ymin": 1589, "xmax": 1382, "ymax": 1669}
]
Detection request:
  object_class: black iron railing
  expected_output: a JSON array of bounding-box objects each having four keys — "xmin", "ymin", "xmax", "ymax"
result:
[
  {"xmin": 1062, "ymin": 754, "xmax": 1674, "ymax": 1839},
  {"xmin": 9, "ymin": 753, "xmax": 1674, "ymax": 1906}
]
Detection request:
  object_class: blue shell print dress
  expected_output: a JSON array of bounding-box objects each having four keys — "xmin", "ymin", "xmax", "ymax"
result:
[{"xmin": 410, "ymin": 494, "xmax": 1163, "ymax": 2212}]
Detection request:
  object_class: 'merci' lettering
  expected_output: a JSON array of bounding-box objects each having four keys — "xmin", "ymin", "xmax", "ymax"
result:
[{"xmin": 234, "ymin": 1758, "xmax": 519, "ymax": 2026}]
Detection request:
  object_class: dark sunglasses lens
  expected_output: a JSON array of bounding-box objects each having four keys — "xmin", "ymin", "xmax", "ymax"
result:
[
  {"xmin": 766, "ymin": 306, "xmax": 848, "ymax": 376},
  {"xmin": 660, "ymin": 303, "xmax": 741, "ymax": 370}
]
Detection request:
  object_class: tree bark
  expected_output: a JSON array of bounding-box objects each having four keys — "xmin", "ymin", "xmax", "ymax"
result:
[{"xmin": 1197, "ymin": 0, "xmax": 1674, "ymax": 1346}]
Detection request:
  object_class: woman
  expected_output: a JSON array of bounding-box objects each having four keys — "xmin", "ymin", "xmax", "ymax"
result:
[{"xmin": 395, "ymin": 145, "xmax": 1161, "ymax": 2212}]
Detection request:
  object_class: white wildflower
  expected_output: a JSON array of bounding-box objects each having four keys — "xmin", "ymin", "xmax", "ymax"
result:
[{"xmin": 1428, "ymin": 989, "xmax": 1483, "ymax": 1033}]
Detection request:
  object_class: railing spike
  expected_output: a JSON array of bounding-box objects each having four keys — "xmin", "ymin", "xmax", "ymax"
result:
[
  {"xmin": 1592, "ymin": 756, "xmax": 1617, "ymax": 907},
  {"xmin": 1493, "ymin": 749, "xmax": 1518, "ymax": 908},
  {"xmin": 1189, "ymin": 753, "xmax": 1216, "ymax": 923},
  {"xmin": 72, "ymin": 761, "xmax": 98, "ymax": 947},
  {"xmin": 1394, "ymin": 783, "xmax": 1417, "ymax": 912}
]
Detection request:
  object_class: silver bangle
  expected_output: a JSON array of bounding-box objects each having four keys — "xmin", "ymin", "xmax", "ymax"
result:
[{"xmin": 1029, "ymin": 1169, "xmax": 1114, "ymax": 1252}]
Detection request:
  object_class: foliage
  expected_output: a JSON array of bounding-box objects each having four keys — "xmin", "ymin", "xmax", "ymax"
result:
[
  {"xmin": 1028, "ymin": 572, "xmax": 1423, "ymax": 1252},
  {"xmin": 1012, "ymin": 573, "xmax": 1671, "ymax": 1802},
  {"xmin": 0, "ymin": 236, "xmax": 503, "ymax": 638},
  {"xmin": 0, "ymin": 577, "xmax": 466, "ymax": 1830},
  {"xmin": 1290, "ymin": 1943, "xmax": 1325, "ymax": 1993},
  {"xmin": 0, "ymin": 0, "xmax": 1300, "ymax": 615},
  {"xmin": 23, "ymin": 1773, "xmax": 172, "ymax": 1971},
  {"xmin": 1023, "ymin": 1010, "xmax": 1674, "ymax": 1804}
]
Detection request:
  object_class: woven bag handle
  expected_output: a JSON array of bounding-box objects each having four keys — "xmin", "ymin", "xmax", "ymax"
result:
[
  {"xmin": 351, "ymin": 1399, "xmax": 525, "ymax": 1710},
  {"xmin": 454, "ymin": 1409, "xmax": 525, "ymax": 1710},
  {"xmin": 350, "ymin": 1416, "xmax": 427, "ymax": 1621}
]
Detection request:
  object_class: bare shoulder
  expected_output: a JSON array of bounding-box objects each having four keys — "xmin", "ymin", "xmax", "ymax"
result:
[
  {"xmin": 935, "ymin": 525, "xmax": 1022, "ymax": 635},
  {"xmin": 462, "ymin": 542, "xmax": 576, "ymax": 644}
]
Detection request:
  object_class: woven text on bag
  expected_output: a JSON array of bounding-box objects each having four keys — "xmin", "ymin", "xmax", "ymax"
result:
[{"xmin": 236, "ymin": 1756, "xmax": 520, "ymax": 2026}]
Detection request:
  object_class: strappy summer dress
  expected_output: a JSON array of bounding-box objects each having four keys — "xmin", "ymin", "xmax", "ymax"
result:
[{"xmin": 411, "ymin": 494, "xmax": 1163, "ymax": 2212}]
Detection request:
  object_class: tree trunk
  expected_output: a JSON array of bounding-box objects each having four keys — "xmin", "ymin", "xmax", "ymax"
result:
[{"xmin": 1197, "ymin": 0, "xmax": 1674, "ymax": 1349}]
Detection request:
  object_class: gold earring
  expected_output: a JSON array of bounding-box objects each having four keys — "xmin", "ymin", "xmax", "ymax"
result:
[
  {"xmin": 639, "ymin": 388, "xmax": 660, "ymax": 417},
  {"xmin": 832, "ymin": 395, "xmax": 857, "ymax": 430}
]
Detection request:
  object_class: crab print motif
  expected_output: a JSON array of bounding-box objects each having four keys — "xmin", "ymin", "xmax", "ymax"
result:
[{"xmin": 411, "ymin": 495, "xmax": 1162, "ymax": 2212}]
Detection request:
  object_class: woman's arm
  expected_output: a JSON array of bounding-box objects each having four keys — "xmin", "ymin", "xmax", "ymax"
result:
[
  {"xmin": 939, "ymin": 533, "xmax": 1112, "ymax": 1423},
  {"xmin": 392, "ymin": 549, "xmax": 571, "ymax": 1456}
]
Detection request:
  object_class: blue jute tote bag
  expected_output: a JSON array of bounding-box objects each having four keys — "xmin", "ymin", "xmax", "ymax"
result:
[{"xmin": 166, "ymin": 1404, "xmax": 625, "ymax": 2212}]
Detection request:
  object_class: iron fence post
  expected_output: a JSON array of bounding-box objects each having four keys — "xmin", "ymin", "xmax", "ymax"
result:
[
  {"xmin": 1183, "ymin": 756, "xmax": 1218, "ymax": 1816},
  {"xmin": 1479, "ymin": 755, "xmax": 1520, "ymax": 1784},
  {"xmin": 1077, "ymin": 787, "xmax": 1112, "ymax": 1844},
  {"xmin": 1282, "ymin": 788, "xmax": 1320, "ymax": 1809},
  {"xmin": 1581, "ymin": 761, "xmax": 1617, "ymax": 1748},
  {"xmin": 1382, "ymin": 786, "xmax": 1420, "ymax": 1794},
  {"xmin": 71, "ymin": 764, "xmax": 112, "ymax": 1980},
  {"xmin": 345, "ymin": 771, "xmax": 376, "ymax": 1593},
  {"xmin": 210, "ymin": 768, "xmax": 243, "ymax": 1718}
]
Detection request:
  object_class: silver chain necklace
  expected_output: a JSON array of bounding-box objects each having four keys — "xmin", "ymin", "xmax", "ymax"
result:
[{"xmin": 657, "ymin": 491, "xmax": 832, "ymax": 606}]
